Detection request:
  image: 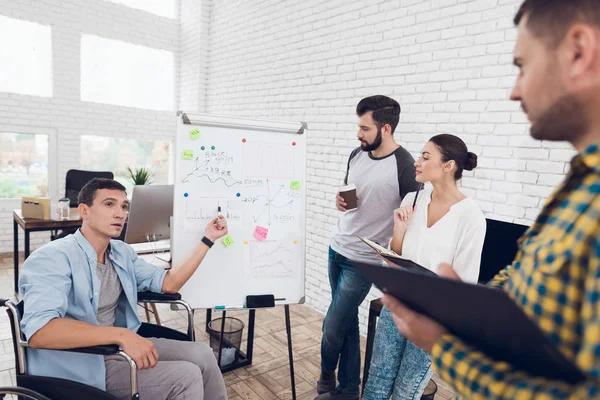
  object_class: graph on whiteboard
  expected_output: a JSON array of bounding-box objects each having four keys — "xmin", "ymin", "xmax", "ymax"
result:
[
  {"xmin": 183, "ymin": 197, "xmax": 242, "ymax": 233},
  {"xmin": 248, "ymin": 241, "xmax": 297, "ymax": 278}
]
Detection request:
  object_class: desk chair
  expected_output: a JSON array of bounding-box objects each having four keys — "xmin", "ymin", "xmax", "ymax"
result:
[
  {"xmin": 2, "ymin": 291, "xmax": 195, "ymax": 400},
  {"xmin": 51, "ymin": 169, "xmax": 114, "ymax": 241},
  {"xmin": 361, "ymin": 218, "xmax": 529, "ymax": 393}
]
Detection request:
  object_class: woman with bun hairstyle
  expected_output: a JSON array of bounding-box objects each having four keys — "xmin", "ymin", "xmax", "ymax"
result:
[{"xmin": 362, "ymin": 134, "xmax": 486, "ymax": 400}]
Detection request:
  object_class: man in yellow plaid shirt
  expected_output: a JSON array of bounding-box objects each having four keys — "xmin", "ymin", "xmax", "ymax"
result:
[{"xmin": 383, "ymin": 0, "xmax": 600, "ymax": 398}]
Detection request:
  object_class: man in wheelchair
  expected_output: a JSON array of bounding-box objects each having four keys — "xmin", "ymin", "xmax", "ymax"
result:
[{"xmin": 18, "ymin": 178, "xmax": 228, "ymax": 399}]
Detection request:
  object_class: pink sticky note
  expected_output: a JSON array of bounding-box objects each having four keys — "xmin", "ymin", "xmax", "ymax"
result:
[{"xmin": 253, "ymin": 225, "xmax": 268, "ymax": 241}]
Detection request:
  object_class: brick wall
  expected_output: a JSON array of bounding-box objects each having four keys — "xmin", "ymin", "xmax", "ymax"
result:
[{"xmin": 199, "ymin": 0, "xmax": 574, "ymax": 332}]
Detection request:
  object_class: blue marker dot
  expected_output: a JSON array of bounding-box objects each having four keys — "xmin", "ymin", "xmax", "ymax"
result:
[
  {"xmin": 236, "ymin": 193, "xmax": 241, "ymax": 197},
  {"xmin": 184, "ymin": 193, "xmax": 189, "ymax": 197}
]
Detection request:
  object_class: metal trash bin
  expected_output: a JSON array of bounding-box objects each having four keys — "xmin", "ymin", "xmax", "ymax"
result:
[{"xmin": 207, "ymin": 317, "xmax": 245, "ymax": 367}]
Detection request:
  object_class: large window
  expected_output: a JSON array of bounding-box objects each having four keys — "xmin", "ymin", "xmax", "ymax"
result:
[
  {"xmin": 0, "ymin": 15, "xmax": 52, "ymax": 97},
  {"xmin": 80, "ymin": 136, "xmax": 171, "ymax": 194},
  {"xmin": 81, "ymin": 35, "xmax": 175, "ymax": 111},
  {"xmin": 0, "ymin": 133, "xmax": 49, "ymax": 198},
  {"xmin": 105, "ymin": 0, "xmax": 177, "ymax": 19}
]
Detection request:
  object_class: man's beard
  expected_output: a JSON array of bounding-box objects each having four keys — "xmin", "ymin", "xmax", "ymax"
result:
[
  {"xmin": 360, "ymin": 126, "xmax": 383, "ymax": 152},
  {"xmin": 529, "ymin": 93, "xmax": 588, "ymax": 144}
]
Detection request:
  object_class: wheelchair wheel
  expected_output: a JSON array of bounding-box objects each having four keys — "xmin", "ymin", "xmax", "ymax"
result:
[{"xmin": 0, "ymin": 386, "xmax": 52, "ymax": 400}]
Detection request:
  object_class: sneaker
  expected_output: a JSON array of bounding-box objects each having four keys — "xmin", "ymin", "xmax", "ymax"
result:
[
  {"xmin": 316, "ymin": 370, "xmax": 336, "ymax": 394},
  {"xmin": 313, "ymin": 389, "xmax": 359, "ymax": 400}
]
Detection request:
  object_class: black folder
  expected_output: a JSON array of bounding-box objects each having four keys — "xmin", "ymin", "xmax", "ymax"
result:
[{"xmin": 353, "ymin": 261, "xmax": 586, "ymax": 384}]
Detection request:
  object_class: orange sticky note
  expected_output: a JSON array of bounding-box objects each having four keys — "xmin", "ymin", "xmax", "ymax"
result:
[{"xmin": 253, "ymin": 226, "xmax": 268, "ymax": 241}]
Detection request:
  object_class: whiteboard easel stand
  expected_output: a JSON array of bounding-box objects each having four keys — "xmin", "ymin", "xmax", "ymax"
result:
[{"xmin": 206, "ymin": 304, "xmax": 297, "ymax": 400}]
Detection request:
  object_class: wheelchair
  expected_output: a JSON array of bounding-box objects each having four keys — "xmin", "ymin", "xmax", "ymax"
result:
[{"xmin": 1, "ymin": 292, "xmax": 195, "ymax": 400}]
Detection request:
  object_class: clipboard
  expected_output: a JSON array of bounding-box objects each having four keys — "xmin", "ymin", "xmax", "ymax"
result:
[
  {"xmin": 357, "ymin": 235, "xmax": 436, "ymax": 277},
  {"xmin": 352, "ymin": 261, "xmax": 586, "ymax": 384}
]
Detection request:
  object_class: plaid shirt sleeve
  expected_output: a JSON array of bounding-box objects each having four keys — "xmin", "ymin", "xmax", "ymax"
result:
[
  {"xmin": 430, "ymin": 241, "xmax": 600, "ymax": 399},
  {"xmin": 487, "ymin": 264, "xmax": 513, "ymax": 289}
]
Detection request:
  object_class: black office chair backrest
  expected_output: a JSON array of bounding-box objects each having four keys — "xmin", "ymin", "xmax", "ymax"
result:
[
  {"xmin": 478, "ymin": 218, "xmax": 529, "ymax": 284},
  {"xmin": 65, "ymin": 170, "xmax": 114, "ymax": 206}
]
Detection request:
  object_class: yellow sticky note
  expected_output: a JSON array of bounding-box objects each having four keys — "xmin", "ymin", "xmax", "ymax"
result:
[
  {"xmin": 182, "ymin": 150, "xmax": 194, "ymax": 160},
  {"xmin": 189, "ymin": 128, "xmax": 201, "ymax": 140},
  {"xmin": 290, "ymin": 180, "xmax": 300, "ymax": 190},
  {"xmin": 222, "ymin": 235, "xmax": 234, "ymax": 248}
]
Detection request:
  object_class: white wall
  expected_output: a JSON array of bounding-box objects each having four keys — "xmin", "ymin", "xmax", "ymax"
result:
[
  {"xmin": 197, "ymin": 0, "xmax": 575, "ymax": 332},
  {"xmin": 0, "ymin": 0, "xmax": 179, "ymax": 253}
]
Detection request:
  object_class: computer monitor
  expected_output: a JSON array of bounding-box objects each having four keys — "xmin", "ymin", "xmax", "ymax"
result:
[{"xmin": 125, "ymin": 184, "xmax": 174, "ymax": 244}]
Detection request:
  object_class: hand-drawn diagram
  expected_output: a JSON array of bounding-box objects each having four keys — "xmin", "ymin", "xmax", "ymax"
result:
[
  {"xmin": 183, "ymin": 197, "xmax": 242, "ymax": 233},
  {"xmin": 248, "ymin": 241, "xmax": 296, "ymax": 278},
  {"xmin": 181, "ymin": 149, "xmax": 242, "ymax": 188},
  {"xmin": 240, "ymin": 179, "xmax": 299, "ymax": 226}
]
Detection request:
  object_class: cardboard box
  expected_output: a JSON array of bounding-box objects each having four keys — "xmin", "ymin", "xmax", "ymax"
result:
[{"xmin": 21, "ymin": 197, "xmax": 51, "ymax": 220}]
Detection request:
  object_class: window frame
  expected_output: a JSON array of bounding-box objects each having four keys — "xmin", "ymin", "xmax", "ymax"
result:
[{"xmin": 0, "ymin": 125, "xmax": 58, "ymax": 201}]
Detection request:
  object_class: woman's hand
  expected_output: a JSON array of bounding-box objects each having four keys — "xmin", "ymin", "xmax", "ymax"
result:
[{"xmin": 393, "ymin": 206, "xmax": 415, "ymax": 233}]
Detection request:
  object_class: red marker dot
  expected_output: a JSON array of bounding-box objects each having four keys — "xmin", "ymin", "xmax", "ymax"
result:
[
  {"xmin": 292, "ymin": 142, "xmax": 296, "ymax": 146},
  {"xmin": 242, "ymin": 138, "xmax": 246, "ymax": 143}
]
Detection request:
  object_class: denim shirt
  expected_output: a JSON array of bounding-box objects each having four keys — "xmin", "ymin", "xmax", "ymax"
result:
[{"xmin": 18, "ymin": 229, "xmax": 167, "ymax": 391}]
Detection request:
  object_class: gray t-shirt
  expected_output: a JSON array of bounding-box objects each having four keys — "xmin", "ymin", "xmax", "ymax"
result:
[
  {"xmin": 96, "ymin": 255, "xmax": 123, "ymax": 327},
  {"xmin": 330, "ymin": 146, "xmax": 419, "ymax": 263}
]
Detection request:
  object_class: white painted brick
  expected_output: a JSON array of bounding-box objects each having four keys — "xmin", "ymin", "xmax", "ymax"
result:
[
  {"xmin": 491, "ymin": 181, "xmax": 522, "ymax": 194},
  {"xmin": 513, "ymin": 148, "xmax": 549, "ymax": 160},
  {"xmin": 505, "ymin": 170, "xmax": 537, "ymax": 183},
  {"xmin": 507, "ymin": 194, "xmax": 539, "ymax": 208},
  {"xmin": 549, "ymin": 149, "xmax": 576, "ymax": 162},
  {"xmin": 526, "ymin": 161, "xmax": 565, "ymax": 174},
  {"xmin": 538, "ymin": 174, "xmax": 565, "ymax": 186},
  {"xmin": 477, "ymin": 191, "xmax": 507, "ymax": 203},
  {"xmin": 495, "ymin": 204, "xmax": 525, "ymax": 218}
]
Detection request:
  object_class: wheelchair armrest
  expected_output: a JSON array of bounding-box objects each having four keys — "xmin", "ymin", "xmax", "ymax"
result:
[
  {"xmin": 64, "ymin": 344, "xmax": 120, "ymax": 356},
  {"xmin": 137, "ymin": 291, "xmax": 182, "ymax": 302}
]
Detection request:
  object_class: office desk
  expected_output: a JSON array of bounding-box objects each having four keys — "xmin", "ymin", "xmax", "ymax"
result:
[{"xmin": 12, "ymin": 208, "xmax": 81, "ymax": 292}]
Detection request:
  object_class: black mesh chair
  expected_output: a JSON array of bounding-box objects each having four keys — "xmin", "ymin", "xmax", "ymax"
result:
[
  {"xmin": 1, "ymin": 292, "xmax": 195, "ymax": 400},
  {"xmin": 51, "ymin": 170, "xmax": 115, "ymax": 241},
  {"xmin": 65, "ymin": 169, "xmax": 114, "ymax": 206}
]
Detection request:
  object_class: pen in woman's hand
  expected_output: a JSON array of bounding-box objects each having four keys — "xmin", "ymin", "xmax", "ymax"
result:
[{"xmin": 412, "ymin": 183, "xmax": 422, "ymax": 209}]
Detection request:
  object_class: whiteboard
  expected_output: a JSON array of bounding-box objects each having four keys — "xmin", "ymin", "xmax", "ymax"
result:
[{"xmin": 172, "ymin": 113, "xmax": 307, "ymax": 309}]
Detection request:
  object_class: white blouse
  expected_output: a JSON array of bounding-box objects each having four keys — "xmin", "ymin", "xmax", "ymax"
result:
[{"xmin": 395, "ymin": 187, "xmax": 486, "ymax": 283}]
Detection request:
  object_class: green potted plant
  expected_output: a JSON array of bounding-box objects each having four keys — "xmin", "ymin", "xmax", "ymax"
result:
[{"xmin": 126, "ymin": 166, "xmax": 154, "ymax": 185}]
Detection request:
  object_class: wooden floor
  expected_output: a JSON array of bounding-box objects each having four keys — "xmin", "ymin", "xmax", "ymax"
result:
[{"xmin": 0, "ymin": 252, "xmax": 456, "ymax": 399}]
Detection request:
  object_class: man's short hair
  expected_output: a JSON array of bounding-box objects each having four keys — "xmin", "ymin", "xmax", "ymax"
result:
[
  {"xmin": 78, "ymin": 178, "xmax": 127, "ymax": 206},
  {"xmin": 356, "ymin": 95, "xmax": 401, "ymax": 134},
  {"xmin": 514, "ymin": 0, "xmax": 600, "ymax": 48}
]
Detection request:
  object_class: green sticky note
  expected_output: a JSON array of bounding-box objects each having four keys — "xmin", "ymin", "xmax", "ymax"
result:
[
  {"xmin": 182, "ymin": 150, "xmax": 194, "ymax": 160},
  {"xmin": 189, "ymin": 128, "xmax": 201, "ymax": 140},
  {"xmin": 222, "ymin": 235, "xmax": 234, "ymax": 248},
  {"xmin": 290, "ymin": 180, "xmax": 301, "ymax": 190}
]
